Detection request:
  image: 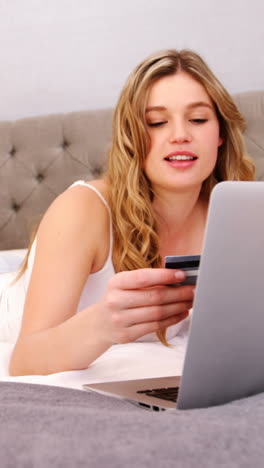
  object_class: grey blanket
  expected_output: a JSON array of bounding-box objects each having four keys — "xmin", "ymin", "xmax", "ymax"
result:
[{"xmin": 0, "ymin": 382, "xmax": 263, "ymax": 467}]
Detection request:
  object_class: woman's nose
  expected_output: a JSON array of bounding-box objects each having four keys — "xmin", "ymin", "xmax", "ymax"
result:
[{"xmin": 169, "ymin": 120, "xmax": 191, "ymax": 143}]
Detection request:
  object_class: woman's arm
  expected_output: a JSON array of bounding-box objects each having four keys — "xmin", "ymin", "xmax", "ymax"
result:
[
  {"xmin": 9, "ymin": 185, "xmax": 194, "ymax": 376},
  {"xmin": 9, "ymin": 184, "xmax": 112, "ymax": 375}
]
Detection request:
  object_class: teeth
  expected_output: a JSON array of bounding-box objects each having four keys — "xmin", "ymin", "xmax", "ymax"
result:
[{"xmin": 168, "ymin": 155, "xmax": 195, "ymax": 161}]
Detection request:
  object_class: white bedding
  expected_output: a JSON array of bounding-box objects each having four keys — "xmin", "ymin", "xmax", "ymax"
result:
[
  {"xmin": 0, "ymin": 330, "xmax": 189, "ymax": 390},
  {"xmin": 0, "ymin": 248, "xmax": 189, "ymax": 390},
  {"xmin": 0, "ymin": 249, "xmax": 26, "ymax": 274}
]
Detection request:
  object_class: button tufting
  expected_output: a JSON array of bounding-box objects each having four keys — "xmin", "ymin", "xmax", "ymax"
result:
[
  {"xmin": 12, "ymin": 202, "xmax": 20, "ymax": 212},
  {"xmin": 62, "ymin": 140, "xmax": 68, "ymax": 149},
  {"xmin": 92, "ymin": 166, "xmax": 102, "ymax": 177},
  {"xmin": 36, "ymin": 174, "xmax": 44, "ymax": 183},
  {"xmin": 10, "ymin": 147, "xmax": 16, "ymax": 157}
]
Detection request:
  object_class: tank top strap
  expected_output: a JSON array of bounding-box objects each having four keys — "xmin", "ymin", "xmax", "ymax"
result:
[{"xmin": 69, "ymin": 180, "xmax": 113, "ymax": 255}]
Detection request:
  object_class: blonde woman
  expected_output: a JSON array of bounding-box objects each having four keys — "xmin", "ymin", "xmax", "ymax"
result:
[{"xmin": 3, "ymin": 49, "xmax": 254, "ymax": 376}]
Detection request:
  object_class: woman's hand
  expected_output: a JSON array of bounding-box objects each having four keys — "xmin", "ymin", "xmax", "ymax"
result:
[{"xmin": 97, "ymin": 268, "xmax": 194, "ymax": 345}]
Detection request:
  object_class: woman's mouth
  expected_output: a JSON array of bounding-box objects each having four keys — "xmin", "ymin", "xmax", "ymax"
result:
[{"xmin": 164, "ymin": 152, "xmax": 198, "ymax": 169}]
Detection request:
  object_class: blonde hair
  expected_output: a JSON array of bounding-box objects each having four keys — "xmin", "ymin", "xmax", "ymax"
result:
[{"xmin": 106, "ymin": 49, "xmax": 255, "ymax": 344}]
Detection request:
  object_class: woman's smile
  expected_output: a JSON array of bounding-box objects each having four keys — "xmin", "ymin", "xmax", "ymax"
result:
[{"xmin": 164, "ymin": 150, "xmax": 198, "ymax": 169}]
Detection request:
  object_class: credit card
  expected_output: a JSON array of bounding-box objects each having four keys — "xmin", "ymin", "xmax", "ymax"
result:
[{"xmin": 165, "ymin": 255, "xmax": 201, "ymax": 286}]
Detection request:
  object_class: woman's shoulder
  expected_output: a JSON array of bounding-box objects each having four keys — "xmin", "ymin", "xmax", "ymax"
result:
[
  {"xmin": 68, "ymin": 179, "xmax": 109, "ymax": 206},
  {"xmin": 59, "ymin": 178, "xmax": 109, "ymax": 210},
  {"xmin": 38, "ymin": 179, "xmax": 110, "ymax": 245},
  {"xmin": 83, "ymin": 178, "xmax": 108, "ymax": 193}
]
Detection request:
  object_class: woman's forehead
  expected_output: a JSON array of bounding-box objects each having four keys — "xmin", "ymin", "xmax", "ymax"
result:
[{"xmin": 146, "ymin": 72, "xmax": 213, "ymax": 110}]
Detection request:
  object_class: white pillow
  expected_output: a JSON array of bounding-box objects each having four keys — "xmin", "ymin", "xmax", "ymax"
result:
[{"xmin": 0, "ymin": 249, "xmax": 27, "ymax": 274}]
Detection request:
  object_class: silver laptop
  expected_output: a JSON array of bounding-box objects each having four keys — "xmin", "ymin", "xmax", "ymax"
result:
[{"xmin": 83, "ymin": 181, "xmax": 264, "ymax": 410}]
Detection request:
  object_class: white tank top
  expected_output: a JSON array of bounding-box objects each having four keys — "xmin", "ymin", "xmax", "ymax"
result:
[{"xmin": 0, "ymin": 181, "xmax": 184, "ymax": 343}]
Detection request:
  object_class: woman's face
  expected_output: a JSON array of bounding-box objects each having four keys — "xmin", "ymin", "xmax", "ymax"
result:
[{"xmin": 144, "ymin": 71, "xmax": 223, "ymax": 194}]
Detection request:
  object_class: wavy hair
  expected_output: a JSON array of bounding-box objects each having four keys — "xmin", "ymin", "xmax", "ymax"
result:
[{"xmin": 105, "ymin": 49, "xmax": 255, "ymax": 345}]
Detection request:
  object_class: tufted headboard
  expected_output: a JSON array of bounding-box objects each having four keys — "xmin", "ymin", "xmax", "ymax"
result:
[
  {"xmin": 0, "ymin": 90, "xmax": 264, "ymax": 250},
  {"xmin": 0, "ymin": 109, "xmax": 113, "ymax": 249}
]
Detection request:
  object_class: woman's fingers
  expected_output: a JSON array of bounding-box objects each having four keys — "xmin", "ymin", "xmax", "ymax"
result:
[
  {"xmin": 109, "ymin": 268, "xmax": 186, "ymax": 290},
  {"xmin": 106, "ymin": 283, "xmax": 194, "ymax": 310},
  {"xmin": 115, "ymin": 301, "xmax": 193, "ymax": 327},
  {"xmin": 101, "ymin": 268, "xmax": 194, "ymax": 345},
  {"xmin": 138, "ymin": 285, "xmax": 194, "ymax": 309},
  {"xmin": 114, "ymin": 311, "xmax": 190, "ymax": 344}
]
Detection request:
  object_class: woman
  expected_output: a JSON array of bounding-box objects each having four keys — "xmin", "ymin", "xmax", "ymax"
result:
[{"xmin": 3, "ymin": 49, "xmax": 254, "ymax": 375}]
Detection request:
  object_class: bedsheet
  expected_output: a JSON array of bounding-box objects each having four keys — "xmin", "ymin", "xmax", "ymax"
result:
[
  {"xmin": 0, "ymin": 248, "xmax": 189, "ymax": 388},
  {"xmin": 0, "ymin": 327, "xmax": 188, "ymax": 389}
]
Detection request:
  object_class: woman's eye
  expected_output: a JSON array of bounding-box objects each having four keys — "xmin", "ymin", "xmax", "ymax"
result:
[
  {"xmin": 190, "ymin": 118, "xmax": 208, "ymax": 124},
  {"xmin": 147, "ymin": 121, "xmax": 166, "ymax": 127}
]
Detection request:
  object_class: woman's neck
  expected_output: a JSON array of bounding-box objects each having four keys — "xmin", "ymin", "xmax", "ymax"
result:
[
  {"xmin": 153, "ymin": 186, "xmax": 203, "ymax": 231},
  {"xmin": 152, "ymin": 186, "xmax": 208, "ymax": 258}
]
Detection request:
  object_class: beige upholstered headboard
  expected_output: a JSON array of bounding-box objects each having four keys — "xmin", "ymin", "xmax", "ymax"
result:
[
  {"xmin": 0, "ymin": 109, "xmax": 112, "ymax": 249},
  {"xmin": 0, "ymin": 90, "xmax": 264, "ymax": 250}
]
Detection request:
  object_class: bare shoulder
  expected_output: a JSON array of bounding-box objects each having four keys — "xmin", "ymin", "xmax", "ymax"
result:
[
  {"xmin": 83, "ymin": 178, "xmax": 109, "ymax": 201},
  {"xmin": 36, "ymin": 179, "xmax": 110, "ymax": 259},
  {"xmin": 44, "ymin": 179, "xmax": 109, "ymax": 222}
]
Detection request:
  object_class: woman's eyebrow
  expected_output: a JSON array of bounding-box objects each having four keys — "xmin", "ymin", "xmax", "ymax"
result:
[
  {"xmin": 145, "ymin": 106, "xmax": 166, "ymax": 113},
  {"xmin": 186, "ymin": 101, "xmax": 214, "ymax": 110}
]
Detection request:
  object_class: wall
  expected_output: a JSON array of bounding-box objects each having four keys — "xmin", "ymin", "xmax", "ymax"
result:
[{"xmin": 0, "ymin": 0, "xmax": 263, "ymax": 120}]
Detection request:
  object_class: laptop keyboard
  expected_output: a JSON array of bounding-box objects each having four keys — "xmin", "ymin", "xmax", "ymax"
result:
[{"xmin": 137, "ymin": 386, "xmax": 179, "ymax": 402}]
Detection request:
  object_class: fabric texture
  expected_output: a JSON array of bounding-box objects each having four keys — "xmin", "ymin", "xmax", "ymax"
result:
[
  {"xmin": 1, "ymin": 381, "xmax": 264, "ymax": 468},
  {"xmin": 0, "ymin": 249, "xmax": 26, "ymax": 274},
  {"xmin": 0, "ymin": 109, "xmax": 113, "ymax": 249}
]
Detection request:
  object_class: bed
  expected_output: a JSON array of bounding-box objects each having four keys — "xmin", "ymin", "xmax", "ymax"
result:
[{"xmin": 1, "ymin": 91, "xmax": 264, "ymax": 466}]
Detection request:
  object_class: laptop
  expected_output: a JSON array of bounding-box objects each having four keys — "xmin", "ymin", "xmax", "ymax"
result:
[{"xmin": 83, "ymin": 181, "xmax": 264, "ymax": 410}]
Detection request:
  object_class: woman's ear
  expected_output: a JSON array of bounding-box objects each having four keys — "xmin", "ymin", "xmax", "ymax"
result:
[{"xmin": 218, "ymin": 136, "xmax": 224, "ymax": 147}]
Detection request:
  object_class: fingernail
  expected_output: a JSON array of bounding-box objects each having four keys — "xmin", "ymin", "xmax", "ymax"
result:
[{"xmin": 174, "ymin": 270, "xmax": 185, "ymax": 280}]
